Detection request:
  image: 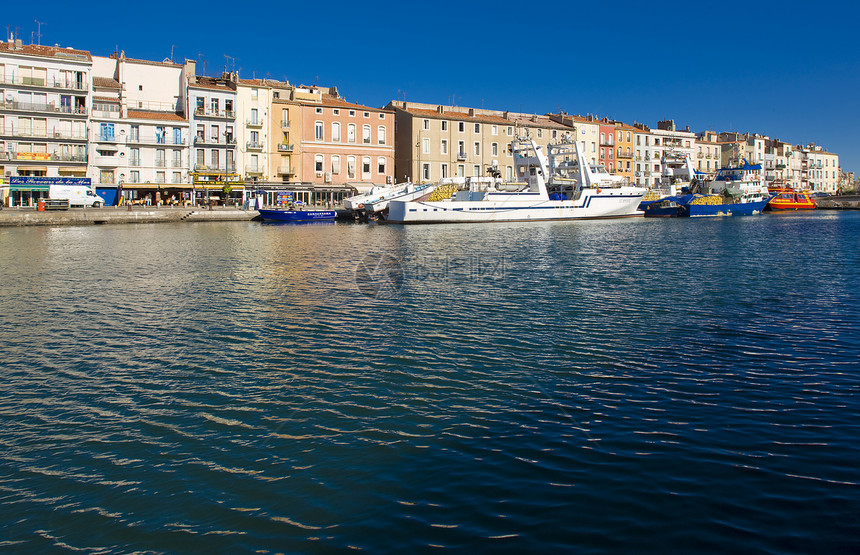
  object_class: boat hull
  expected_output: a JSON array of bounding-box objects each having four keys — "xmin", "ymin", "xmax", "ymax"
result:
[
  {"xmin": 258, "ymin": 209, "xmax": 336, "ymax": 222},
  {"xmin": 386, "ymin": 188, "xmax": 645, "ymax": 224},
  {"xmin": 643, "ymin": 194, "xmax": 771, "ymax": 217}
]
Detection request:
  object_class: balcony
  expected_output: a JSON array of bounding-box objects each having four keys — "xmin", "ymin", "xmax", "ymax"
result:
[
  {"xmin": 277, "ymin": 143, "xmax": 294, "ymax": 152},
  {"xmin": 246, "ymin": 118, "xmax": 263, "ymax": 128},
  {"xmin": 0, "ymin": 151, "xmax": 87, "ymax": 163},
  {"xmin": 128, "ymin": 135, "xmax": 185, "ymax": 146},
  {"xmin": 193, "ymin": 108, "xmax": 235, "ymax": 119},
  {"xmin": 280, "ymin": 120, "xmax": 290, "ymax": 128},
  {"xmin": 246, "ymin": 141, "xmax": 262, "ymax": 151},
  {"xmin": 277, "ymin": 166, "xmax": 295, "ymax": 176},
  {"xmin": 246, "ymin": 166, "xmax": 264, "ymax": 175},
  {"xmin": 0, "ymin": 74, "xmax": 88, "ymax": 92},
  {"xmin": 457, "ymin": 152, "xmax": 467, "ymax": 161},
  {"xmin": 2, "ymin": 100, "xmax": 87, "ymax": 116},
  {"xmin": 194, "ymin": 163, "xmax": 237, "ymax": 173},
  {"xmin": 618, "ymin": 152, "xmax": 633, "ymax": 159},
  {"xmin": 600, "ymin": 139, "xmax": 615, "ymax": 147},
  {"xmin": 0, "ymin": 128, "xmax": 88, "ymax": 141}
]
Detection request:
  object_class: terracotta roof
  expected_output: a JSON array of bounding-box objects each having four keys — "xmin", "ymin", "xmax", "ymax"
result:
[
  {"xmin": 92, "ymin": 95, "xmax": 120, "ymax": 103},
  {"xmin": 320, "ymin": 94, "xmax": 391, "ymax": 113},
  {"xmin": 122, "ymin": 57, "xmax": 181, "ymax": 68},
  {"xmin": 127, "ymin": 110, "xmax": 187, "ymax": 122},
  {"xmin": 238, "ymin": 78, "xmax": 292, "ymax": 90},
  {"xmin": 397, "ymin": 106, "xmax": 514, "ymax": 126},
  {"xmin": 189, "ymin": 76, "xmax": 234, "ymax": 92},
  {"xmin": 93, "ymin": 76, "xmax": 121, "ymax": 89},
  {"xmin": 0, "ymin": 42, "xmax": 92, "ymax": 62}
]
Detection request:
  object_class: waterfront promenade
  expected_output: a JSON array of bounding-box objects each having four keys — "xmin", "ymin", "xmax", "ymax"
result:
[{"xmin": 0, "ymin": 206, "xmax": 260, "ymax": 227}]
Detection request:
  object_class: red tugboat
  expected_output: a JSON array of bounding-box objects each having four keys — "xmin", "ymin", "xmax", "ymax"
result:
[{"xmin": 766, "ymin": 181, "xmax": 817, "ymax": 211}]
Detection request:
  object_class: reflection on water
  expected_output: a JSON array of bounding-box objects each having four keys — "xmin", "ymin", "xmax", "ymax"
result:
[{"xmin": 0, "ymin": 214, "xmax": 859, "ymax": 553}]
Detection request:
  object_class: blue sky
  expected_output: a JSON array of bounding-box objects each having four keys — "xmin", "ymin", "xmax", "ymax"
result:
[{"xmin": 6, "ymin": 0, "xmax": 860, "ymax": 172}]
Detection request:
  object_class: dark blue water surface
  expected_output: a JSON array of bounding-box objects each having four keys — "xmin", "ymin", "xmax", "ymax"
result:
[{"xmin": 1, "ymin": 212, "xmax": 859, "ymax": 553}]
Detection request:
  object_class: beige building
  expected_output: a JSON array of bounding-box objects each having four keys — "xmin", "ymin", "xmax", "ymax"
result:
[
  {"xmin": 388, "ymin": 101, "xmax": 573, "ymax": 184},
  {"xmin": 695, "ymin": 131, "xmax": 721, "ymax": 177},
  {"xmin": 802, "ymin": 144, "xmax": 839, "ymax": 193}
]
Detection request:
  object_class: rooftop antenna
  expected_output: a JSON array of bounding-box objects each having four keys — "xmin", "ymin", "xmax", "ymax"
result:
[
  {"xmin": 34, "ymin": 19, "xmax": 44, "ymax": 45},
  {"xmin": 224, "ymin": 54, "xmax": 236, "ymax": 74},
  {"xmin": 170, "ymin": 44, "xmax": 175, "ymax": 63}
]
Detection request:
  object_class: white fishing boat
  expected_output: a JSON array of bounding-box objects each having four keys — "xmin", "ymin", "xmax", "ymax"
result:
[
  {"xmin": 342, "ymin": 183, "xmax": 408, "ymax": 212},
  {"xmin": 385, "ymin": 134, "xmax": 646, "ymax": 224},
  {"xmin": 363, "ymin": 181, "xmax": 437, "ymax": 214}
]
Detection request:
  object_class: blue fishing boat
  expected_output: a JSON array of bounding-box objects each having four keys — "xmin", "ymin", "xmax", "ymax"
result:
[
  {"xmin": 644, "ymin": 159, "xmax": 773, "ymax": 217},
  {"xmin": 258, "ymin": 208, "xmax": 336, "ymax": 222}
]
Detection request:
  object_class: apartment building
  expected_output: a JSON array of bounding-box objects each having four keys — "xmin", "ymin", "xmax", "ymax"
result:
[
  {"xmin": 90, "ymin": 53, "xmax": 189, "ymax": 204},
  {"xmin": 802, "ymin": 144, "xmax": 839, "ymax": 193},
  {"xmin": 0, "ymin": 39, "xmax": 91, "ymax": 205},
  {"xmin": 694, "ymin": 131, "xmax": 721, "ymax": 177},
  {"xmin": 763, "ymin": 139, "xmax": 793, "ymax": 185},
  {"xmin": 187, "ymin": 62, "xmax": 239, "ymax": 203},
  {"xmin": 302, "ymin": 91, "xmax": 394, "ymax": 190},
  {"xmin": 613, "ymin": 122, "xmax": 636, "ymax": 182}
]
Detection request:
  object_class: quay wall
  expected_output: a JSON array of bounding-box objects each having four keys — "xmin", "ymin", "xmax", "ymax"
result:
[{"xmin": 0, "ymin": 207, "xmax": 260, "ymax": 227}]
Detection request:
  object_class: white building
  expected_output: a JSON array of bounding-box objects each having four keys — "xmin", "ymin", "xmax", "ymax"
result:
[
  {"xmin": 1, "ymin": 39, "xmax": 91, "ymax": 205},
  {"xmin": 90, "ymin": 52, "xmax": 190, "ymax": 203},
  {"xmin": 186, "ymin": 61, "xmax": 240, "ymax": 203}
]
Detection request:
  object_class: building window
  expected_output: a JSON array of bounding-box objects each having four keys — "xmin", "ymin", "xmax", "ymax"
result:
[
  {"xmin": 474, "ymin": 123, "xmax": 480, "ymax": 133},
  {"xmin": 423, "ymin": 163, "xmax": 430, "ymax": 180},
  {"xmin": 315, "ymin": 154, "xmax": 324, "ymax": 172},
  {"xmin": 250, "ymin": 108, "xmax": 258, "ymax": 124},
  {"xmin": 441, "ymin": 139, "xmax": 448, "ymax": 155},
  {"xmin": 457, "ymin": 164, "xmax": 465, "ymax": 177},
  {"xmin": 363, "ymin": 124, "xmax": 371, "ymax": 144},
  {"xmin": 333, "ymin": 109, "xmax": 340, "ymax": 115},
  {"xmin": 441, "ymin": 163, "xmax": 448, "ymax": 178},
  {"xmin": 473, "ymin": 165, "xmax": 480, "ymax": 177},
  {"xmin": 507, "ymin": 126, "xmax": 513, "ymax": 136},
  {"xmin": 458, "ymin": 140, "xmax": 465, "ymax": 155},
  {"xmin": 315, "ymin": 121, "xmax": 323, "ymax": 141},
  {"xmin": 474, "ymin": 142, "xmax": 480, "ymax": 156},
  {"xmin": 458, "ymin": 122, "xmax": 465, "ymax": 133},
  {"xmin": 130, "ymin": 170, "xmax": 139, "ymax": 183},
  {"xmin": 349, "ymin": 110, "xmax": 355, "ymax": 117},
  {"xmin": 332, "ymin": 122, "xmax": 341, "ymax": 142},
  {"xmin": 441, "ymin": 120, "xmax": 448, "ymax": 132},
  {"xmin": 492, "ymin": 143, "xmax": 498, "ymax": 156},
  {"xmin": 537, "ymin": 129, "xmax": 542, "ymax": 138},
  {"xmin": 316, "ymin": 107, "xmax": 323, "ymax": 114},
  {"xmin": 156, "ymin": 126, "xmax": 165, "ymax": 144},
  {"xmin": 347, "ymin": 156, "xmax": 356, "ymax": 178},
  {"xmin": 331, "ymin": 155, "xmax": 341, "ymax": 174},
  {"xmin": 378, "ymin": 157, "xmax": 386, "ymax": 174},
  {"xmin": 423, "ymin": 119, "xmax": 430, "ymax": 130},
  {"xmin": 423, "ymin": 138, "xmax": 430, "ymax": 154},
  {"xmin": 348, "ymin": 124, "xmax": 356, "ymax": 143},
  {"xmin": 378, "ymin": 126, "xmax": 386, "ymax": 144},
  {"xmin": 364, "ymin": 112, "xmax": 370, "ymax": 118}
]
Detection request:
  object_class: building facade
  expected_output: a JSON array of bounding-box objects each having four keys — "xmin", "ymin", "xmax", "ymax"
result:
[{"xmin": 1, "ymin": 40, "xmax": 91, "ymax": 205}]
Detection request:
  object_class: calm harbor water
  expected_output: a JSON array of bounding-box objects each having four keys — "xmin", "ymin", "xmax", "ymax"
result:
[{"xmin": 1, "ymin": 212, "xmax": 859, "ymax": 553}]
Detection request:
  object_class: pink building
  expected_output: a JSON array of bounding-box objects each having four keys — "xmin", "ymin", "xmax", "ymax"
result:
[{"xmin": 299, "ymin": 94, "xmax": 394, "ymax": 188}]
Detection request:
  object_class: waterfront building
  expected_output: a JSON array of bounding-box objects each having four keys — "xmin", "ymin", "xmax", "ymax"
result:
[
  {"xmin": 548, "ymin": 113, "xmax": 601, "ymax": 167},
  {"xmin": 614, "ymin": 122, "xmax": 636, "ymax": 182},
  {"xmin": 389, "ymin": 101, "xmax": 569, "ymax": 185},
  {"xmin": 631, "ymin": 123, "xmax": 655, "ymax": 187},
  {"xmin": 0, "ymin": 39, "xmax": 91, "ymax": 206},
  {"xmin": 302, "ymin": 90, "xmax": 394, "ymax": 192},
  {"xmin": 763, "ymin": 139, "xmax": 793, "ymax": 185},
  {"xmin": 91, "ymin": 52, "xmax": 189, "ymax": 204},
  {"xmin": 186, "ymin": 61, "xmax": 240, "ymax": 204},
  {"xmin": 598, "ymin": 120, "xmax": 616, "ymax": 173},
  {"xmin": 801, "ymin": 144, "xmax": 839, "ymax": 194},
  {"xmin": 695, "ymin": 131, "xmax": 721, "ymax": 178}
]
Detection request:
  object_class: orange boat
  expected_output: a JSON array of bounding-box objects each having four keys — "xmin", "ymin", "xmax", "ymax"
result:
[{"xmin": 766, "ymin": 183, "xmax": 817, "ymax": 211}]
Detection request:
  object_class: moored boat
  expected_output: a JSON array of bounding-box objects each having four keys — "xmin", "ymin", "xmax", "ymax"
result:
[
  {"xmin": 258, "ymin": 208, "xmax": 336, "ymax": 222},
  {"xmin": 385, "ymin": 134, "xmax": 646, "ymax": 224},
  {"xmin": 765, "ymin": 182, "xmax": 817, "ymax": 211},
  {"xmin": 643, "ymin": 159, "xmax": 773, "ymax": 217}
]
